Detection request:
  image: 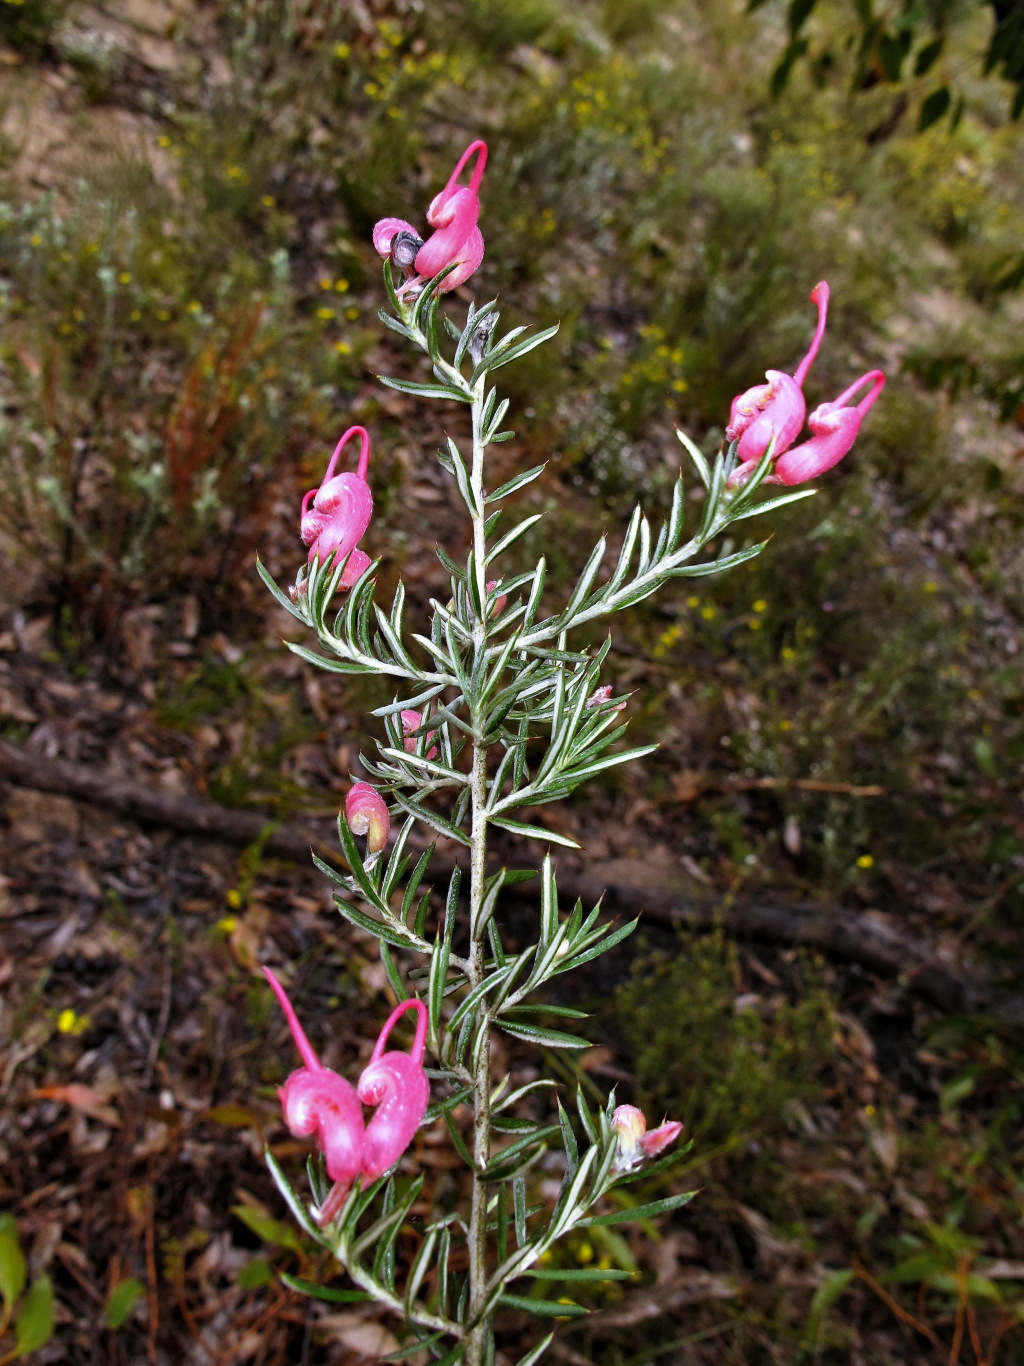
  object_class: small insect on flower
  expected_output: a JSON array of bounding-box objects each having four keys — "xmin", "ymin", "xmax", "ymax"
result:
[
  {"xmin": 345, "ymin": 782, "xmax": 390, "ymax": 855},
  {"xmin": 373, "ymin": 140, "xmax": 488, "ymax": 294}
]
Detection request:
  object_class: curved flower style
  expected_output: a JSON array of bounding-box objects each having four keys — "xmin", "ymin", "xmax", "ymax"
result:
[
  {"xmin": 345, "ymin": 782, "xmax": 390, "ymax": 855},
  {"xmin": 300, "ymin": 426, "xmax": 374, "ymax": 586},
  {"xmin": 357, "ymin": 998, "xmax": 430, "ymax": 1180},
  {"xmin": 771, "ymin": 369, "xmax": 886, "ymax": 486},
  {"xmin": 373, "ymin": 141, "xmax": 488, "ymax": 294},
  {"xmin": 726, "ymin": 281, "xmax": 830, "ymax": 467},
  {"xmin": 611, "ymin": 1104, "xmax": 683, "ymax": 1173},
  {"xmin": 401, "ymin": 709, "xmax": 439, "ymax": 759},
  {"xmin": 263, "ymin": 967, "xmax": 364, "ymax": 1224}
]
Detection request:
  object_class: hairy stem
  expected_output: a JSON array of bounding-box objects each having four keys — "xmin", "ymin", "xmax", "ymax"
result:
[{"xmin": 466, "ymin": 375, "xmax": 492, "ymax": 1366}]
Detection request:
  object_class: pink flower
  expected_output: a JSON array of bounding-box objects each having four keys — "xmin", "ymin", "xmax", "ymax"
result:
[
  {"xmin": 373, "ymin": 141, "xmax": 488, "ymax": 294},
  {"xmin": 263, "ymin": 967, "xmax": 365, "ymax": 1224},
  {"xmin": 611, "ymin": 1104, "xmax": 683, "ymax": 1172},
  {"xmin": 357, "ymin": 998, "xmax": 430, "ymax": 1181},
  {"xmin": 770, "ymin": 369, "xmax": 885, "ymax": 486},
  {"xmin": 726, "ymin": 282, "xmax": 830, "ymax": 472},
  {"xmin": 586, "ymin": 684, "xmax": 627, "ymax": 712},
  {"xmin": 401, "ymin": 710, "xmax": 438, "ymax": 759},
  {"xmin": 345, "ymin": 782, "xmax": 390, "ymax": 855},
  {"xmin": 300, "ymin": 426, "xmax": 374, "ymax": 586}
]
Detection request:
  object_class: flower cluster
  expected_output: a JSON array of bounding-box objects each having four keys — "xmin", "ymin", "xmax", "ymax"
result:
[
  {"xmin": 372, "ymin": 140, "xmax": 488, "ymax": 295},
  {"xmin": 263, "ymin": 968, "xmax": 428, "ymax": 1225},
  {"xmin": 726, "ymin": 281, "xmax": 885, "ymax": 487}
]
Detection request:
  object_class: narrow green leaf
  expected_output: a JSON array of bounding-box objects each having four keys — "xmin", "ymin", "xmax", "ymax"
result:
[
  {"xmin": 334, "ymin": 894, "xmax": 421, "ymax": 951},
  {"xmin": 676, "ymin": 428, "xmax": 711, "ymax": 488},
  {"xmin": 498, "ymin": 1020, "xmax": 591, "ymax": 1049},
  {"xmin": 490, "ymin": 817, "xmax": 581, "ymax": 849},
  {"xmin": 265, "ymin": 1151, "xmax": 327, "ymax": 1244},
  {"xmin": 383, "ymin": 1330, "xmax": 449, "ymax": 1362},
  {"xmin": 14, "ymin": 1275, "xmax": 55, "ymax": 1355},
  {"xmin": 729, "ymin": 488, "xmax": 816, "ymax": 521},
  {"xmin": 513, "ymin": 1176, "xmax": 528, "ymax": 1247},
  {"xmin": 105, "ymin": 1278, "xmax": 146, "ymax": 1330},
  {"xmin": 554, "ymin": 918, "xmax": 640, "ymax": 973},
  {"xmin": 256, "ymin": 555, "xmax": 303, "ymax": 620},
  {"xmin": 512, "ymin": 1332, "xmax": 555, "ymax": 1366},
  {"xmin": 498, "ymin": 1292, "xmax": 588, "ymax": 1318},
  {"xmin": 0, "ymin": 1231, "xmax": 26, "ymax": 1307},
  {"xmin": 379, "ymin": 943, "xmax": 408, "ymax": 1001},
  {"xmin": 404, "ymin": 1227, "xmax": 439, "ymax": 1318},
  {"xmin": 557, "ymin": 1098, "xmax": 579, "ymax": 1173},
  {"xmin": 578, "ymin": 1191, "xmax": 697, "ymax": 1226},
  {"xmin": 377, "ymin": 375, "xmax": 469, "ymax": 402},
  {"xmin": 488, "ymin": 465, "xmax": 547, "ymax": 503},
  {"xmin": 480, "ymin": 1126, "xmax": 560, "ymax": 1179}
]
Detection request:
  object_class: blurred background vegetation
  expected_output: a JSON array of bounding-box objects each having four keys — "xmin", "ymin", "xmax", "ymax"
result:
[{"xmin": 4, "ymin": 0, "xmax": 1024, "ymax": 1361}]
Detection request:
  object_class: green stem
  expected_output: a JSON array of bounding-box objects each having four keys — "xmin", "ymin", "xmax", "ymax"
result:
[{"xmin": 466, "ymin": 374, "xmax": 492, "ymax": 1366}]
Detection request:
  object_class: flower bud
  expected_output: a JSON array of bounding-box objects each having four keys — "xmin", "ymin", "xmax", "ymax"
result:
[
  {"xmin": 345, "ymin": 782, "xmax": 390, "ymax": 854},
  {"xmin": 611, "ymin": 1103, "xmax": 683, "ymax": 1171},
  {"xmin": 401, "ymin": 709, "xmax": 438, "ymax": 759},
  {"xmin": 486, "ymin": 580, "xmax": 507, "ymax": 617},
  {"xmin": 587, "ymin": 684, "xmax": 627, "ymax": 713}
]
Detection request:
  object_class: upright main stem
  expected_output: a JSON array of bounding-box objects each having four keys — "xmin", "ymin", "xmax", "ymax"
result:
[{"xmin": 466, "ymin": 377, "xmax": 491, "ymax": 1366}]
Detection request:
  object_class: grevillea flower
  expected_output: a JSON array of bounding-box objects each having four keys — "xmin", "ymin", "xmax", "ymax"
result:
[
  {"xmin": 586, "ymin": 684, "xmax": 627, "ymax": 712},
  {"xmin": 357, "ymin": 998, "xmax": 430, "ymax": 1180},
  {"xmin": 611, "ymin": 1104, "xmax": 683, "ymax": 1172},
  {"xmin": 373, "ymin": 141, "xmax": 488, "ymax": 294},
  {"xmin": 771, "ymin": 369, "xmax": 886, "ymax": 487},
  {"xmin": 263, "ymin": 967, "xmax": 364, "ymax": 1224},
  {"xmin": 345, "ymin": 782, "xmax": 390, "ymax": 855},
  {"xmin": 401, "ymin": 710, "xmax": 438, "ymax": 760},
  {"xmin": 300, "ymin": 426, "xmax": 374, "ymax": 586},
  {"xmin": 726, "ymin": 282, "xmax": 830, "ymax": 470}
]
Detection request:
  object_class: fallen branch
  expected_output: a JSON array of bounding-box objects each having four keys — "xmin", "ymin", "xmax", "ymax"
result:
[
  {"xmin": 550, "ymin": 867, "xmax": 1020, "ymax": 1022},
  {"xmin": 1, "ymin": 739, "xmax": 1020, "ymax": 1024},
  {"xmin": 0, "ymin": 738, "xmax": 334, "ymax": 864}
]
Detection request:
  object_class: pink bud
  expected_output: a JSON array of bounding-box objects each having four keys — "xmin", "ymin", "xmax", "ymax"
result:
[
  {"xmin": 771, "ymin": 369, "xmax": 885, "ymax": 487},
  {"xmin": 401, "ymin": 710, "xmax": 438, "ymax": 760},
  {"xmin": 611, "ymin": 1103, "xmax": 682, "ymax": 1171},
  {"xmin": 345, "ymin": 782, "xmax": 390, "ymax": 855},
  {"xmin": 357, "ymin": 998, "xmax": 430, "ymax": 1180},
  {"xmin": 726, "ymin": 282, "xmax": 830, "ymax": 467},
  {"xmin": 586, "ymin": 684, "xmax": 627, "ymax": 712},
  {"xmin": 263, "ymin": 968, "xmax": 365, "ymax": 1223},
  {"xmin": 486, "ymin": 580, "xmax": 507, "ymax": 617}
]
